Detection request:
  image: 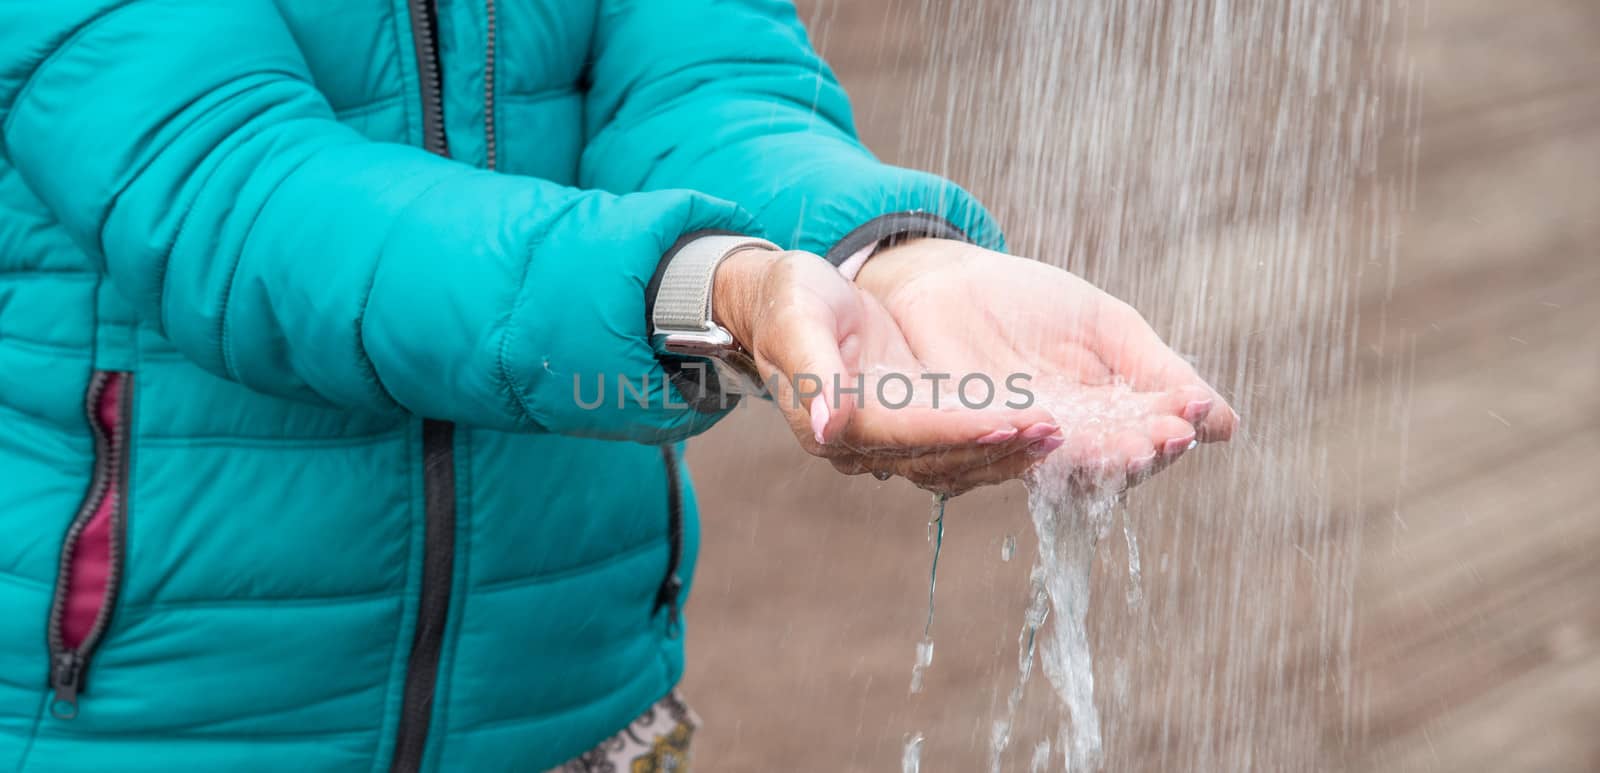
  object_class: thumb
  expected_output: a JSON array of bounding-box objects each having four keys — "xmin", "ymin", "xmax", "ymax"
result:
[{"xmin": 757, "ymin": 301, "xmax": 856, "ymax": 449}]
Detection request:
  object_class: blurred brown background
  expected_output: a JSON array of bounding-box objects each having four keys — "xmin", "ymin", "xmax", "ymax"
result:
[{"xmin": 682, "ymin": 1, "xmax": 1600, "ymax": 770}]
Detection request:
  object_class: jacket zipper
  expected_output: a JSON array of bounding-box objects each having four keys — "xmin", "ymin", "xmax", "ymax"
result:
[
  {"xmin": 408, "ymin": 0, "xmax": 448, "ymax": 156},
  {"xmin": 393, "ymin": 1, "xmax": 455, "ymax": 771},
  {"xmin": 483, "ymin": 0, "xmax": 498, "ymax": 171},
  {"xmin": 46, "ymin": 371, "xmax": 132, "ymax": 720},
  {"xmin": 655, "ymin": 447, "xmax": 685, "ymax": 634},
  {"xmin": 391, "ymin": 5, "xmax": 682, "ymax": 766}
]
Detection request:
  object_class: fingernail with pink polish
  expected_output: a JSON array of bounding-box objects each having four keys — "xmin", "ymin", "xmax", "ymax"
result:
[
  {"xmin": 1183, "ymin": 400, "xmax": 1213, "ymax": 423},
  {"xmin": 1129, "ymin": 453, "xmax": 1158, "ymax": 476},
  {"xmin": 810, "ymin": 399, "xmax": 830, "ymax": 445},
  {"xmin": 1163, "ymin": 436, "xmax": 1195, "ymax": 456},
  {"xmin": 977, "ymin": 428, "xmax": 1019, "ymax": 445},
  {"xmin": 1020, "ymin": 422, "xmax": 1059, "ymax": 441},
  {"xmin": 1028, "ymin": 436, "xmax": 1066, "ymax": 457}
]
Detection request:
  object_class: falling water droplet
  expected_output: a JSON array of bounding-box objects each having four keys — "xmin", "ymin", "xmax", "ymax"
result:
[
  {"xmin": 902, "ymin": 733, "xmax": 924, "ymax": 773},
  {"xmin": 1029, "ymin": 739, "xmax": 1052, "ymax": 772},
  {"xmin": 923, "ymin": 494, "xmax": 947, "ymax": 635},
  {"xmin": 909, "ymin": 636, "xmax": 935, "ymax": 694},
  {"xmin": 911, "ymin": 494, "xmax": 947, "ymax": 693},
  {"xmin": 1123, "ymin": 507, "xmax": 1143, "ymax": 609},
  {"xmin": 990, "ymin": 569, "xmax": 1049, "ymax": 772},
  {"xmin": 1001, "ymin": 534, "xmax": 1016, "ymax": 562}
]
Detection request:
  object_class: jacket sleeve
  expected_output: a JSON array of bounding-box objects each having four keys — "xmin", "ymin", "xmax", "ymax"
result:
[
  {"xmin": 581, "ymin": 0, "xmax": 1005, "ymax": 261},
  {"xmin": 0, "ymin": 0, "xmax": 752, "ymax": 442}
]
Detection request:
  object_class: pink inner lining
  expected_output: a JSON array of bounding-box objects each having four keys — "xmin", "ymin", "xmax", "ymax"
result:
[{"xmin": 62, "ymin": 374, "xmax": 123, "ymax": 651}]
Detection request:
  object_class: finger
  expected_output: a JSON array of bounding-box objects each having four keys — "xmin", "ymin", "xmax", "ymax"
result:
[
  {"xmin": 838, "ymin": 416, "xmax": 1059, "ymax": 458},
  {"xmin": 1151, "ymin": 384, "xmax": 1212, "ymax": 419},
  {"xmin": 756, "ymin": 304, "xmax": 857, "ymax": 449},
  {"xmin": 1197, "ymin": 397, "xmax": 1239, "ymax": 442},
  {"xmin": 901, "ymin": 436, "xmax": 1064, "ymax": 496},
  {"xmin": 835, "ymin": 397, "xmax": 1057, "ymax": 456},
  {"xmin": 792, "ymin": 388, "xmax": 1057, "ymax": 460},
  {"xmin": 1091, "ymin": 301, "xmax": 1243, "ymax": 437},
  {"xmin": 1117, "ymin": 431, "xmax": 1159, "ymax": 482},
  {"xmin": 1149, "ymin": 414, "xmax": 1198, "ymax": 460},
  {"xmin": 1119, "ymin": 413, "xmax": 1221, "ymax": 489},
  {"xmin": 903, "ymin": 433, "xmax": 1060, "ymax": 481},
  {"xmin": 1151, "ymin": 384, "xmax": 1237, "ymax": 443},
  {"xmin": 1088, "ymin": 300, "xmax": 1194, "ymax": 384},
  {"xmin": 828, "ymin": 456, "xmax": 872, "ymax": 476},
  {"xmin": 828, "ymin": 431, "xmax": 1058, "ymax": 483}
]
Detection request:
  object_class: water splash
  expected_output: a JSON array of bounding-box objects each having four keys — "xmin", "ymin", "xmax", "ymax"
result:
[{"xmin": 1001, "ymin": 533, "xmax": 1017, "ymax": 562}]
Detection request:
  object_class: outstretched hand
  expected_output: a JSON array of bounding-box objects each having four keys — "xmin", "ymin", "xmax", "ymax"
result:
[
  {"xmin": 712, "ymin": 240, "xmax": 1236, "ymax": 496},
  {"xmin": 853, "ymin": 238, "xmax": 1238, "ymax": 494},
  {"xmin": 712, "ymin": 248, "xmax": 1062, "ymax": 492}
]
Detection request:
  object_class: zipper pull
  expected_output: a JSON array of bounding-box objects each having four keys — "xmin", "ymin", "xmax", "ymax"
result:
[
  {"xmin": 658, "ymin": 574, "xmax": 684, "ymax": 638},
  {"xmin": 50, "ymin": 651, "xmax": 83, "ymax": 719}
]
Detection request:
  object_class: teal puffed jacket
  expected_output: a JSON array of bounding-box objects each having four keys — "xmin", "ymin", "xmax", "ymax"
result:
[{"xmin": 0, "ymin": 1, "xmax": 1001, "ymax": 769}]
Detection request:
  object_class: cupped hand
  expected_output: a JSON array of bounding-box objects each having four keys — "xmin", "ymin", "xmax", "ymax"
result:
[
  {"xmin": 854, "ymin": 238, "xmax": 1238, "ymax": 493},
  {"xmin": 713, "ymin": 248, "xmax": 1061, "ymax": 492}
]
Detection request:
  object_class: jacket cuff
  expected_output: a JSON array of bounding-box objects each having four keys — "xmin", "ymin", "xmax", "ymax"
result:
[
  {"xmin": 822, "ymin": 211, "xmax": 975, "ymax": 277},
  {"xmin": 825, "ymin": 209, "xmax": 972, "ymax": 264}
]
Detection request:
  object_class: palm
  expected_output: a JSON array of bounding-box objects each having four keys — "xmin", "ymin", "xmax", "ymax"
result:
[
  {"xmin": 725, "ymin": 250, "xmax": 1054, "ymax": 475},
  {"xmin": 876, "ymin": 257, "xmax": 1119, "ymax": 382},
  {"xmin": 858, "ymin": 241, "xmax": 1236, "ymax": 483}
]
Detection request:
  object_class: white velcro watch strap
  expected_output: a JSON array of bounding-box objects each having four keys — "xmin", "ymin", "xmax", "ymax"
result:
[{"xmin": 653, "ymin": 235, "xmax": 780, "ymax": 333}]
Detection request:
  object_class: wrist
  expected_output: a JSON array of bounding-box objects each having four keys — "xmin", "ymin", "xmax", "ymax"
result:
[
  {"xmin": 854, "ymin": 237, "xmax": 971, "ymax": 298},
  {"xmin": 712, "ymin": 246, "xmax": 780, "ymax": 352}
]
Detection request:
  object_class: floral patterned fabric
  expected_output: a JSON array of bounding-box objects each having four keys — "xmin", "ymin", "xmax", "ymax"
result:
[{"xmin": 549, "ymin": 691, "xmax": 697, "ymax": 773}]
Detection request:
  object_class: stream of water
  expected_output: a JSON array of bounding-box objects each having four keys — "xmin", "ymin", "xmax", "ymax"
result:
[
  {"xmin": 1010, "ymin": 461, "xmax": 1119, "ymax": 770},
  {"xmin": 1005, "ymin": 383, "xmax": 1157, "ymax": 770},
  {"xmin": 803, "ymin": 0, "xmax": 1417, "ymax": 767},
  {"xmin": 908, "ymin": 382, "xmax": 1162, "ymax": 771}
]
